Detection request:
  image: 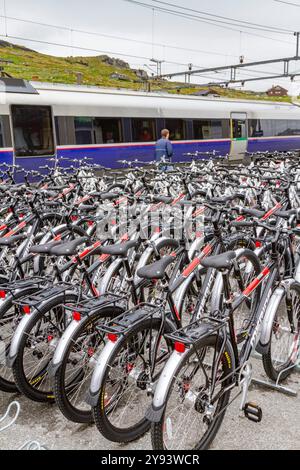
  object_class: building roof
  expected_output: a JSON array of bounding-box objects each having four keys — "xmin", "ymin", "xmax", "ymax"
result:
[
  {"xmin": 267, "ymin": 85, "xmax": 288, "ymax": 92},
  {"xmin": 193, "ymin": 89, "xmax": 220, "ymax": 97}
]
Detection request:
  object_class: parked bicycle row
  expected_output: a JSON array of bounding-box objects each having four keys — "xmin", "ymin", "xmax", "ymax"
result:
[{"xmin": 0, "ymin": 152, "xmax": 300, "ymax": 450}]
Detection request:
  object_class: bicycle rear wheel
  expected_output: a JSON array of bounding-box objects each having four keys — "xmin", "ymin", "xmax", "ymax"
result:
[
  {"xmin": 12, "ymin": 292, "xmax": 78, "ymax": 402},
  {"xmin": 262, "ymin": 284, "xmax": 300, "ymax": 382},
  {"xmin": 151, "ymin": 335, "xmax": 234, "ymax": 450},
  {"xmin": 54, "ymin": 306, "xmax": 122, "ymax": 423},
  {"xmin": 93, "ymin": 317, "xmax": 173, "ymax": 443}
]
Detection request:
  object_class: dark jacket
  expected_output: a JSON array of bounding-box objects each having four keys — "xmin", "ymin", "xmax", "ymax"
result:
[{"xmin": 155, "ymin": 138, "xmax": 173, "ymax": 162}]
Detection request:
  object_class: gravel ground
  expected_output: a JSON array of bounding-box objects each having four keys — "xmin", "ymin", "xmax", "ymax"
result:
[{"xmin": 0, "ymin": 358, "xmax": 299, "ymax": 451}]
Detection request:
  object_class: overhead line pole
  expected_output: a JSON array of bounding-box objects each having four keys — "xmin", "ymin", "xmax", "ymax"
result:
[
  {"xmin": 157, "ymin": 32, "xmax": 300, "ymax": 82},
  {"xmin": 295, "ymin": 32, "xmax": 300, "ymax": 57},
  {"xmin": 193, "ymin": 72, "xmax": 300, "ymax": 88},
  {"xmin": 158, "ymin": 56, "xmax": 300, "ymax": 79}
]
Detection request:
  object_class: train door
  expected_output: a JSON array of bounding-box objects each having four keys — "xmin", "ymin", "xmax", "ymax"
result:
[
  {"xmin": 230, "ymin": 112, "xmax": 248, "ymax": 161},
  {"xmin": 10, "ymin": 104, "xmax": 57, "ymax": 169}
]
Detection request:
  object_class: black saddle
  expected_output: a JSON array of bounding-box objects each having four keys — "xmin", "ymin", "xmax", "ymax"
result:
[
  {"xmin": 0, "ymin": 234, "xmax": 27, "ymax": 247},
  {"xmin": 241, "ymin": 208, "xmax": 265, "ymax": 218},
  {"xmin": 210, "ymin": 194, "xmax": 241, "ymax": 204},
  {"xmin": 152, "ymin": 196, "xmax": 173, "ymax": 205},
  {"xmin": 137, "ymin": 255, "xmax": 175, "ymax": 280},
  {"xmin": 30, "ymin": 240, "xmax": 62, "ymax": 255},
  {"xmin": 44, "ymin": 201, "xmax": 61, "ymax": 207},
  {"xmin": 99, "ymin": 192, "xmax": 119, "ymax": 201},
  {"xmin": 100, "ymin": 240, "xmax": 139, "ymax": 257},
  {"xmin": 191, "ymin": 190, "xmax": 207, "ymax": 198},
  {"xmin": 201, "ymin": 251, "xmax": 236, "ymax": 270},
  {"xmin": 272, "ymin": 209, "xmax": 296, "ymax": 219},
  {"xmin": 49, "ymin": 237, "xmax": 90, "ymax": 257}
]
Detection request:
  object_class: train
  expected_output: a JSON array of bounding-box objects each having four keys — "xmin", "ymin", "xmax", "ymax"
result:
[{"xmin": 0, "ymin": 77, "xmax": 300, "ymax": 171}]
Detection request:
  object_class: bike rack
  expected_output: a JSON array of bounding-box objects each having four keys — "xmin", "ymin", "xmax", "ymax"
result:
[
  {"xmin": 18, "ymin": 441, "xmax": 48, "ymax": 450},
  {"xmin": 1, "ymin": 400, "xmax": 47, "ymax": 450},
  {"xmin": 251, "ymin": 347, "xmax": 300, "ymax": 397},
  {"xmin": 0, "ymin": 401, "xmax": 20, "ymax": 433},
  {"xmin": 63, "ymin": 292, "xmax": 127, "ymax": 318}
]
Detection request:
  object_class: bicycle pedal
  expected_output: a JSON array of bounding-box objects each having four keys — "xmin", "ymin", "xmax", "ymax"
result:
[{"xmin": 243, "ymin": 402, "xmax": 262, "ymax": 423}]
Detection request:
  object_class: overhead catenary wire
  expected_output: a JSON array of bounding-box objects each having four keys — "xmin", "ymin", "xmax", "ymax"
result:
[
  {"xmin": 274, "ymin": 0, "xmax": 300, "ymax": 6},
  {"xmin": 122, "ymin": 0, "xmax": 294, "ymax": 35},
  {"xmin": 150, "ymin": 0, "xmax": 293, "ymax": 33},
  {"xmin": 120, "ymin": 0, "xmax": 294, "ymax": 48},
  {"xmin": 0, "ymin": 4, "xmax": 295, "ymax": 82},
  {"xmin": 3, "ymin": 0, "xmax": 7, "ymax": 37},
  {"xmin": 0, "ymin": 2, "xmax": 297, "ymax": 89},
  {"xmin": 0, "ymin": 14, "xmax": 239, "ymax": 59},
  {"xmin": 0, "ymin": 27, "xmax": 295, "ymax": 88},
  {"xmin": 0, "ymin": 32, "xmax": 217, "ymax": 70}
]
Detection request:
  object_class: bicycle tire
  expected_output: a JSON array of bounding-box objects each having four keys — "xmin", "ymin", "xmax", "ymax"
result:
[
  {"xmin": 93, "ymin": 317, "xmax": 173, "ymax": 443},
  {"xmin": 151, "ymin": 334, "xmax": 234, "ymax": 450},
  {"xmin": 54, "ymin": 306, "xmax": 123, "ymax": 423},
  {"xmin": 12, "ymin": 292, "xmax": 78, "ymax": 402}
]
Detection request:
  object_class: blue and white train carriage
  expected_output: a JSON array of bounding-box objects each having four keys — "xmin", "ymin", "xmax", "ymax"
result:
[{"xmin": 0, "ymin": 78, "xmax": 300, "ymax": 171}]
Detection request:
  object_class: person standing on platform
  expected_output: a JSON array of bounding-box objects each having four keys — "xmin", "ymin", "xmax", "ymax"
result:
[{"xmin": 155, "ymin": 129, "xmax": 173, "ymax": 170}]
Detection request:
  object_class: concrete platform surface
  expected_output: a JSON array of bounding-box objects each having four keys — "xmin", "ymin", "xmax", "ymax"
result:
[{"xmin": 0, "ymin": 359, "xmax": 299, "ymax": 451}]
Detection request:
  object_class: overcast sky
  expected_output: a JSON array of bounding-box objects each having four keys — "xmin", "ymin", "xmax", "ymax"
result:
[{"xmin": 1, "ymin": 0, "xmax": 300, "ymax": 92}]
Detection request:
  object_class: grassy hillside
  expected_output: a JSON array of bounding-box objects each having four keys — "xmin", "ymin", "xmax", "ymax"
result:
[{"xmin": 0, "ymin": 40, "xmax": 292, "ymax": 102}]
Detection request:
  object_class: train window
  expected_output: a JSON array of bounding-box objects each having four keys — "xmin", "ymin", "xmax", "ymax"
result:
[
  {"xmin": 74, "ymin": 117, "xmax": 93, "ymax": 145},
  {"xmin": 232, "ymin": 119, "xmax": 247, "ymax": 139},
  {"xmin": 193, "ymin": 120, "xmax": 228, "ymax": 140},
  {"xmin": 11, "ymin": 105, "xmax": 55, "ymax": 157},
  {"xmin": 284, "ymin": 120, "xmax": 300, "ymax": 136},
  {"xmin": 132, "ymin": 119, "xmax": 156, "ymax": 142},
  {"xmin": 0, "ymin": 117, "xmax": 4, "ymax": 148},
  {"xmin": 249, "ymin": 119, "xmax": 300, "ymax": 138},
  {"xmin": 0, "ymin": 116, "xmax": 12, "ymax": 148},
  {"xmin": 54, "ymin": 117, "xmax": 60, "ymax": 146},
  {"xmin": 165, "ymin": 119, "xmax": 185, "ymax": 141},
  {"xmin": 94, "ymin": 118, "xmax": 122, "ymax": 143},
  {"xmin": 74, "ymin": 117, "xmax": 122, "ymax": 145},
  {"xmin": 249, "ymin": 120, "xmax": 263, "ymax": 137},
  {"xmin": 275, "ymin": 120, "xmax": 300, "ymax": 136}
]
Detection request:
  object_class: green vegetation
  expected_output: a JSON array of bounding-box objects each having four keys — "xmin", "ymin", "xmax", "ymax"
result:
[{"xmin": 0, "ymin": 40, "xmax": 293, "ymax": 102}]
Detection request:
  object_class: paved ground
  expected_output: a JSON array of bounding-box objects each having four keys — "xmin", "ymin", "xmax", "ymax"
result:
[{"xmin": 0, "ymin": 358, "xmax": 299, "ymax": 451}]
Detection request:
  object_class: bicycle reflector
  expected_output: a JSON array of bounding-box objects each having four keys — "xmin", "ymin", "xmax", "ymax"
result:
[
  {"xmin": 23, "ymin": 305, "xmax": 30, "ymax": 314},
  {"xmin": 0, "ymin": 290, "xmax": 6, "ymax": 299},
  {"xmin": 72, "ymin": 311, "xmax": 81, "ymax": 322},
  {"xmin": 107, "ymin": 333, "xmax": 118, "ymax": 343},
  {"xmin": 174, "ymin": 342, "xmax": 186, "ymax": 353}
]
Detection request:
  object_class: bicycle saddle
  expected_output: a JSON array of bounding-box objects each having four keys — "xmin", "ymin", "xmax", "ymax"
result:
[
  {"xmin": 272, "ymin": 209, "xmax": 296, "ymax": 219},
  {"xmin": 241, "ymin": 208, "xmax": 265, "ymax": 218},
  {"xmin": 191, "ymin": 190, "xmax": 207, "ymax": 198},
  {"xmin": 98, "ymin": 192, "xmax": 119, "ymax": 201},
  {"xmin": 0, "ymin": 234, "xmax": 27, "ymax": 247},
  {"xmin": 137, "ymin": 255, "xmax": 176, "ymax": 280},
  {"xmin": 99, "ymin": 240, "xmax": 139, "ymax": 257},
  {"xmin": 201, "ymin": 251, "xmax": 236, "ymax": 270},
  {"xmin": 152, "ymin": 195, "xmax": 173, "ymax": 205},
  {"xmin": 44, "ymin": 201, "xmax": 61, "ymax": 207},
  {"xmin": 30, "ymin": 240, "xmax": 62, "ymax": 255},
  {"xmin": 49, "ymin": 237, "xmax": 90, "ymax": 256}
]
